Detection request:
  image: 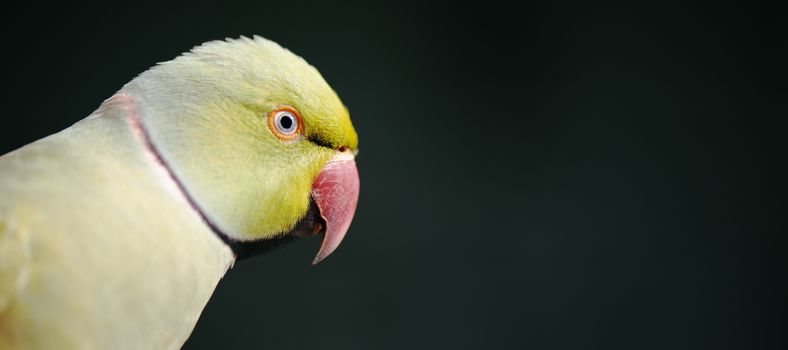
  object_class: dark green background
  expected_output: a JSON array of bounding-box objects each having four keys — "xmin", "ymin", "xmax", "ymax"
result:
[{"xmin": 1, "ymin": 1, "xmax": 783, "ymax": 349}]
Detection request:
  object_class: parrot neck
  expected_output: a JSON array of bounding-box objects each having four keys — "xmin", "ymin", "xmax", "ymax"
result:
[{"xmin": 115, "ymin": 92, "xmax": 298, "ymax": 260}]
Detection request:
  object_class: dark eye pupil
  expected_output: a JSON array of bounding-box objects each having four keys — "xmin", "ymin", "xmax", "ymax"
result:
[{"xmin": 280, "ymin": 116, "xmax": 293, "ymax": 129}]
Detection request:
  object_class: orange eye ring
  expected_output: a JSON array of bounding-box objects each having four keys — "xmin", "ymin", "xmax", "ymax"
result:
[{"xmin": 267, "ymin": 105, "xmax": 303, "ymax": 141}]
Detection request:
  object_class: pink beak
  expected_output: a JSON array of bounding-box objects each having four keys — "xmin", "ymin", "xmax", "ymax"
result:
[{"xmin": 310, "ymin": 151, "xmax": 360, "ymax": 264}]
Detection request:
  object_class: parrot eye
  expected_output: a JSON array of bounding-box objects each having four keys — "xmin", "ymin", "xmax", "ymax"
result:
[{"xmin": 267, "ymin": 106, "xmax": 303, "ymax": 141}]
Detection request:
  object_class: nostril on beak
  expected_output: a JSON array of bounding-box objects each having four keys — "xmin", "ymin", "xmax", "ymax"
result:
[{"xmin": 336, "ymin": 146, "xmax": 358, "ymax": 157}]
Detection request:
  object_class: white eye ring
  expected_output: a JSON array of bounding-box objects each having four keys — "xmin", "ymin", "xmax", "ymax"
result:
[
  {"xmin": 267, "ymin": 106, "xmax": 303, "ymax": 140},
  {"xmin": 274, "ymin": 111, "xmax": 298, "ymax": 135}
]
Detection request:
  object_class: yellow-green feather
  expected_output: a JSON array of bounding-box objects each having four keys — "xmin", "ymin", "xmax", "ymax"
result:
[
  {"xmin": 126, "ymin": 36, "xmax": 357, "ymax": 241},
  {"xmin": 0, "ymin": 36, "xmax": 357, "ymax": 348}
]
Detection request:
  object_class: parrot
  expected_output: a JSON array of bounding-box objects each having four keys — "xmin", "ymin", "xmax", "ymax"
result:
[{"xmin": 0, "ymin": 36, "xmax": 359, "ymax": 349}]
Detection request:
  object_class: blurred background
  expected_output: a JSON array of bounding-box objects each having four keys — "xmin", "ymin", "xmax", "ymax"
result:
[{"xmin": 1, "ymin": 0, "xmax": 783, "ymax": 349}]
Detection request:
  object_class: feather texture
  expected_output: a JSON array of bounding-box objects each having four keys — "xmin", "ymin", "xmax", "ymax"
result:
[{"xmin": 0, "ymin": 99, "xmax": 234, "ymax": 349}]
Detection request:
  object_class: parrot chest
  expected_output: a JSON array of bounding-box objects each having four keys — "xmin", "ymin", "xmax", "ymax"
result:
[{"xmin": 0, "ymin": 114, "xmax": 235, "ymax": 349}]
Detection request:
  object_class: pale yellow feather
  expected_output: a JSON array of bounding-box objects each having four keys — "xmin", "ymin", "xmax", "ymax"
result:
[{"xmin": 0, "ymin": 100, "xmax": 234, "ymax": 349}]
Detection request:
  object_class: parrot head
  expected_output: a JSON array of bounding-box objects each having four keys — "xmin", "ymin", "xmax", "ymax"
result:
[{"xmin": 118, "ymin": 36, "xmax": 359, "ymax": 264}]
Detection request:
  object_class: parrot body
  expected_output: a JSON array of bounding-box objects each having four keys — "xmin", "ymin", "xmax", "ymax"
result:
[
  {"xmin": 0, "ymin": 37, "xmax": 360, "ymax": 349},
  {"xmin": 0, "ymin": 100, "xmax": 235, "ymax": 349}
]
